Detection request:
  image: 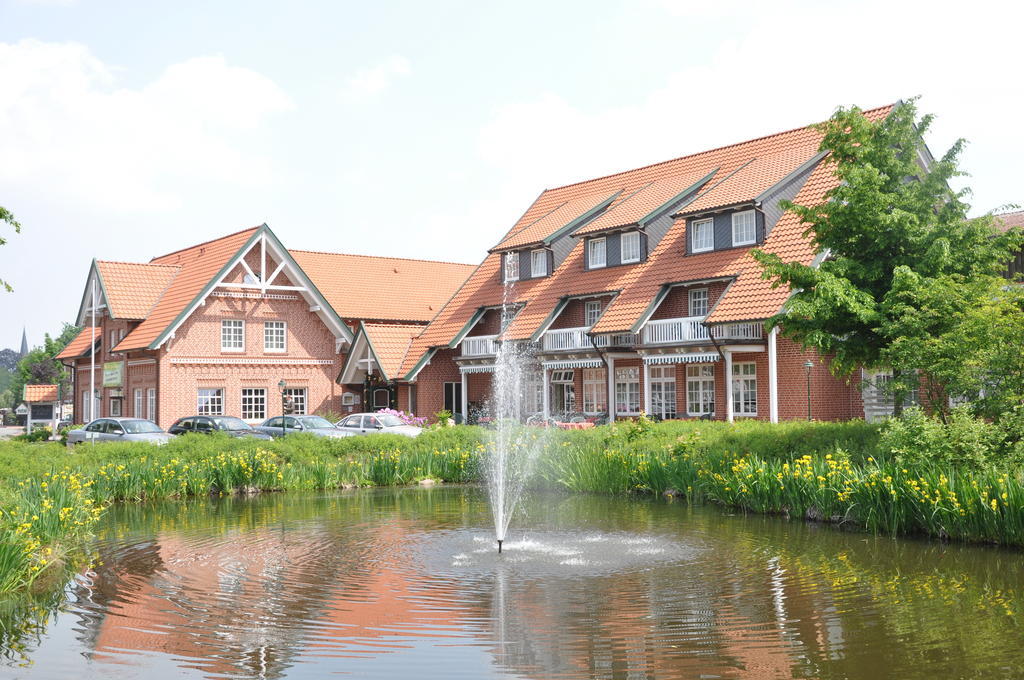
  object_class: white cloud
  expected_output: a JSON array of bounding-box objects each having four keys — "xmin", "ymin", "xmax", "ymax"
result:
[
  {"xmin": 341, "ymin": 55, "xmax": 411, "ymax": 101},
  {"xmin": 477, "ymin": 0, "xmax": 1023, "ymax": 214},
  {"xmin": 0, "ymin": 40, "xmax": 293, "ymax": 212}
]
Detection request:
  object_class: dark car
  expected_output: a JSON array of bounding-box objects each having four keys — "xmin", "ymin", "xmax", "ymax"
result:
[
  {"xmin": 254, "ymin": 415, "xmax": 353, "ymax": 439},
  {"xmin": 168, "ymin": 415, "xmax": 274, "ymax": 440}
]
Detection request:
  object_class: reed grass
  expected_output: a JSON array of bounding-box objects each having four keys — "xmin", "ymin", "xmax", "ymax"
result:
[{"xmin": 0, "ymin": 417, "xmax": 1022, "ymax": 598}]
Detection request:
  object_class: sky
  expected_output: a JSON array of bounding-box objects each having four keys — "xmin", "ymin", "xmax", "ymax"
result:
[{"xmin": 0, "ymin": 0, "xmax": 1020, "ymax": 351}]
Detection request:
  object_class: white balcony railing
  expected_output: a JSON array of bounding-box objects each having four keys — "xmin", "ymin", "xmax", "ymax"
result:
[
  {"xmin": 643, "ymin": 317, "xmax": 763, "ymax": 344},
  {"xmin": 542, "ymin": 327, "xmax": 638, "ymax": 351},
  {"xmin": 461, "ymin": 335, "xmax": 498, "ymax": 357}
]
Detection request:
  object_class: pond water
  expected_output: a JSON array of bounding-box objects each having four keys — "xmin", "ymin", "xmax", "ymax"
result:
[{"xmin": 2, "ymin": 487, "xmax": 1023, "ymax": 679}]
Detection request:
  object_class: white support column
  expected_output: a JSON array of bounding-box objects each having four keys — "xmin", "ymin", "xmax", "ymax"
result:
[
  {"xmin": 643, "ymin": 361, "xmax": 652, "ymax": 416},
  {"xmin": 724, "ymin": 349, "xmax": 734, "ymax": 423},
  {"xmin": 460, "ymin": 370, "xmax": 469, "ymax": 424},
  {"xmin": 542, "ymin": 368, "xmax": 551, "ymax": 421},
  {"xmin": 90, "ymin": 278, "xmax": 96, "ymax": 423},
  {"xmin": 606, "ymin": 357, "xmax": 616, "ymax": 422},
  {"xmin": 768, "ymin": 327, "xmax": 779, "ymax": 424}
]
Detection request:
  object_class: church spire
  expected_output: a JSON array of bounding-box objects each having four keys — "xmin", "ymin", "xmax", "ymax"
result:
[{"xmin": 19, "ymin": 327, "xmax": 27, "ymax": 357}]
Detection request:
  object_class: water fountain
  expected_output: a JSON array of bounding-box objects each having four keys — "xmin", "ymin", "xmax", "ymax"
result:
[{"xmin": 484, "ymin": 283, "xmax": 547, "ymax": 553}]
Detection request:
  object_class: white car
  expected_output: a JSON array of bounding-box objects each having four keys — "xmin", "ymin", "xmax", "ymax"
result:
[
  {"xmin": 68, "ymin": 418, "xmax": 175, "ymax": 446},
  {"xmin": 334, "ymin": 413, "xmax": 423, "ymax": 437}
]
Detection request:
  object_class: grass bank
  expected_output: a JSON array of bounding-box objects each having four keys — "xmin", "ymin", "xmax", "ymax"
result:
[{"xmin": 0, "ymin": 417, "xmax": 1022, "ymax": 595}]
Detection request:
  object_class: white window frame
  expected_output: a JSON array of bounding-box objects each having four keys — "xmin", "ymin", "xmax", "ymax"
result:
[
  {"xmin": 649, "ymin": 365, "xmax": 677, "ymax": 419},
  {"xmin": 134, "ymin": 388, "xmax": 143, "ymax": 418},
  {"xmin": 584, "ymin": 300, "xmax": 602, "ymax": 327},
  {"xmin": 241, "ymin": 388, "xmax": 266, "ymax": 421},
  {"xmin": 614, "ymin": 366, "xmax": 640, "ymax": 416},
  {"xmin": 689, "ymin": 288, "xmax": 709, "ymax": 317},
  {"xmin": 109, "ymin": 397, "xmax": 121, "ymax": 417},
  {"xmin": 221, "ymin": 319, "xmax": 245, "ymax": 352},
  {"xmin": 147, "ymin": 388, "xmax": 156, "ymax": 421},
  {"xmin": 621, "ymin": 231, "xmax": 641, "ymax": 264},
  {"xmin": 686, "ymin": 364, "xmax": 716, "ymax": 416},
  {"xmin": 531, "ymin": 249, "xmax": 548, "ymax": 277},
  {"xmin": 731, "ymin": 210, "xmax": 756, "ymax": 247},
  {"xmin": 731, "ymin": 361, "xmax": 757, "ymax": 416},
  {"xmin": 588, "ymin": 238, "xmax": 607, "ymax": 269},
  {"xmin": 197, "ymin": 388, "xmax": 224, "ymax": 416},
  {"xmin": 504, "ymin": 252, "xmax": 519, "ymax": 282},
  {"xmin": 109, "ymin": 329, "xmax": 118, "ymax": 352},
  {"xmin": 264, "ymin": 321, "xmax": 287, "ymax": 353},
  {"xmin": 283, "ymin": 387, "xmax": 307, "ymax": 415},
  {"xmin": 692, "ymin": 218, "xmax": 714, "ymax": 253},
  {"xmin": 582, "ymin": 368, "xmax": 607, "ymax": 414}
]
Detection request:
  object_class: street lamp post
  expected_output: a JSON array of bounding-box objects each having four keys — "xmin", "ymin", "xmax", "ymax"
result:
[
  {"xmin": 803, "ymin": 360, "xmax": 814, "ymax": 421},
  {"xmin": 278, "ymin": 379, "xmax": 287, "ymax": 438}
]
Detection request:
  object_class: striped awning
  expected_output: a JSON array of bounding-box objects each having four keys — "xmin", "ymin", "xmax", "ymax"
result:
[
  {"xmin": 643, "ymin": 352, "xmax": 720, "ymax": 365},
  {"xmin": 459, "ymin": 364, "xmax": 496, "ymax": 374},
  {"xmin": 541, "ymin": 358, "xmax": 604, "ymax": 370}
]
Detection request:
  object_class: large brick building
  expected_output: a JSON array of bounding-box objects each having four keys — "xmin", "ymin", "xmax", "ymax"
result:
[
  {"xmin": 61, "ymin": 104, "xmax": 973, "ymax": 428},
  {"xmin": 57, "ymin": 225, "xmax": 474, "ymax": 428},
  {"xmin": 387, "ymin": 104, "xmax": 914, "ymax": 424}
]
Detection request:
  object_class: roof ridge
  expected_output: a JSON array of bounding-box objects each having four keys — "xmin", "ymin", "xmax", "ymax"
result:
[
  {"xmin": 288, "ymin": 249, "xmax": 475, "ymax": 267},
  {"xmin": 97, "ymin": 259, "xmax": 181, "ymax": 269},
  {"xmin": 543, "ymin": 103, "xmax": 896, "ymax": 193},
  {"xmin": 150, "ymin": 225, "xmax": 262, "ymax": 262}
]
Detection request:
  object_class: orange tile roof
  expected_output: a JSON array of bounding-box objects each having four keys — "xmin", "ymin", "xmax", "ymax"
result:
[
  {"xmin": 362, "ymin": 323, "xmax": 425, "ymax": 380},
  {"xmin": 96, "ymin": 261, "xmax": 179, "ymax": 319},
  {"xmin": 994, "ymin": 210, "xmax": 1024, "ymax": 233},
  {"xmin": 23, "ymin": 384, "xmax": 58, "ymax": 402},
  {"xmin": 289, "ymin": 251, "xmax": 475, "ymax": 323},
  {"xmin": 572, "ymin": 169, "xmax": 716, "ymax": 236},
  {"xmin": 491, "ymin": 190, "xmax": 619, "ymax": 251},
  {"xmin": 117, "ymin": 227, "xmax": 261, "ymax": 351},
  {"xmin": 55, "ymin": 326, "xmax": 99, "ymax": 360},
  {"xmin": 675, "ymin": 146, "xmax": 821, "ymax": 215},
  {"xmin": 400, "ymin": 104, "xmax": 895, "ymax": 374}
]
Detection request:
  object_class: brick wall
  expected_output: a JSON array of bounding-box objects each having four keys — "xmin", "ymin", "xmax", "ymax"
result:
[
  {"xmin": 650, "ymin": 281, "xmax": 729, "ymax": 320},
  {"xmin": 414, "ymin": 348, "xmax": 460, "ymax": 422},
  {"xmin": 550, "ymin": 295, "xmax": 615, "ymax": 329},
  {"xmin": 469, "ymin": 309, "xmax": 502, "ymax": 336},
  {"xmin": 776, "ymin": 334, "xmax": 863, "ymax": 421},
  {"xmin": 153, "ymin": 292, "xmax": 345, "ymax": 428}
]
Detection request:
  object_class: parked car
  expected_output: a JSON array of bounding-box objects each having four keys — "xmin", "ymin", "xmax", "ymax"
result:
[
  {"xmin": 334, "ymin": 412, "xmax": 423, "ymax": 437},
  {"xmin": 67, "ymin": 418, "xmax": 175, "ymax": 446},
  {"xmin": 253, "ymin": 415, "xmax": 353, "ymax": 439},
  {"xmin": 168, "ymin": 415, "xmax": 273, "ymax": 440}
]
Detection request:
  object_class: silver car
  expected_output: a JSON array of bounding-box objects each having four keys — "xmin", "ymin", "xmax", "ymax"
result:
[
  {"xmin": 334, "ymin": 413, "xmax": 423, "ymax": 437},
  {"xmin": 68, "ymin": 418, "xmax": 175, "ymax": 446},
  {"xmin": 254, "ymin": 415, "xmax": 353, "ymax": 439}
]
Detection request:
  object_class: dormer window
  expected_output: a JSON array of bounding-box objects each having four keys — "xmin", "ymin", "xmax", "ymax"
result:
[
  {"xmin": 692, "ymin": 219, "xmax": 714, "ymax": 253},
  {"xmin": 588, "ymin": 238, "xmax": 606, "ymax": 269},
  {"xmin": 732, "ymin": 210, "xmax": 756, "ymax": 246},
  {"xmin": 621, "ymin": 231, "xmax": 641, "ymax": 264},
  {"xmin": 504, "ymin": 252, "xmax": 519, "ymax": 282},
  {"xmin": 531, "ymin": 249, "xmax": 548, "ymax": 277},
  {"xmin": 585, "ymin": 300, "xmax": 602, "ymax": 327}
]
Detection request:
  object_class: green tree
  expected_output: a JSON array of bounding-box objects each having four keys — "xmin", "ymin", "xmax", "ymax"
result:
[
  {"xmin": 883, "ymin": 274, "xmax": 1024, "ymax": 420},
  {"xmin": 753, "ymin": 99, "xmax": 1022, "ymax": 411},
  {"xmin": 0, "ymin": 205, "xmax": 20, "ymax": 292},
  {"xmin": 10, "ymin": 323, "xmax": 80, "ymax": 403}
]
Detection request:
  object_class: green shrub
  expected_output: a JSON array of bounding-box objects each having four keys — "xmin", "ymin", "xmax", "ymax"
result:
[
  {"xmin": 880, "ymin": 406, "xmax": 1006, "ymax": 470},
  {"xmin": 13, "ymin": 428, "xmax": 51, "ymax": 443}
]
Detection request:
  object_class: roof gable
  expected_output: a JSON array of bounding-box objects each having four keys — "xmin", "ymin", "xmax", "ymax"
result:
[{"xmin": 339, "ymin": 322, "xmax": 423, "ymax": 383}]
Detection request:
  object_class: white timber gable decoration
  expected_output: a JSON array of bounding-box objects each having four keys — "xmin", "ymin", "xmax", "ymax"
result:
[{"xmin": 154, "ymin": 225, "xmax": 354, "ymax": 353}]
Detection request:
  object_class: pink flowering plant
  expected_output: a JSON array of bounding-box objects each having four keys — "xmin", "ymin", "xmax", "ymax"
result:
[{"xmin": 376, "ymin": 408, "xmax": 427, "ymax": 427}]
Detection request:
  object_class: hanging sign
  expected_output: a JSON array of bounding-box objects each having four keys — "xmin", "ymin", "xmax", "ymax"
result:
[{"xmin": 103, "ymin": 361, "xmax": 125, "ymax": 387}]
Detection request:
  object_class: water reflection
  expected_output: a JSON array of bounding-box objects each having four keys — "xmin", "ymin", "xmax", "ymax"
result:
[{"xmin": 3, "ymin": 488, "xmax": 1022, "ymax": 679}]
